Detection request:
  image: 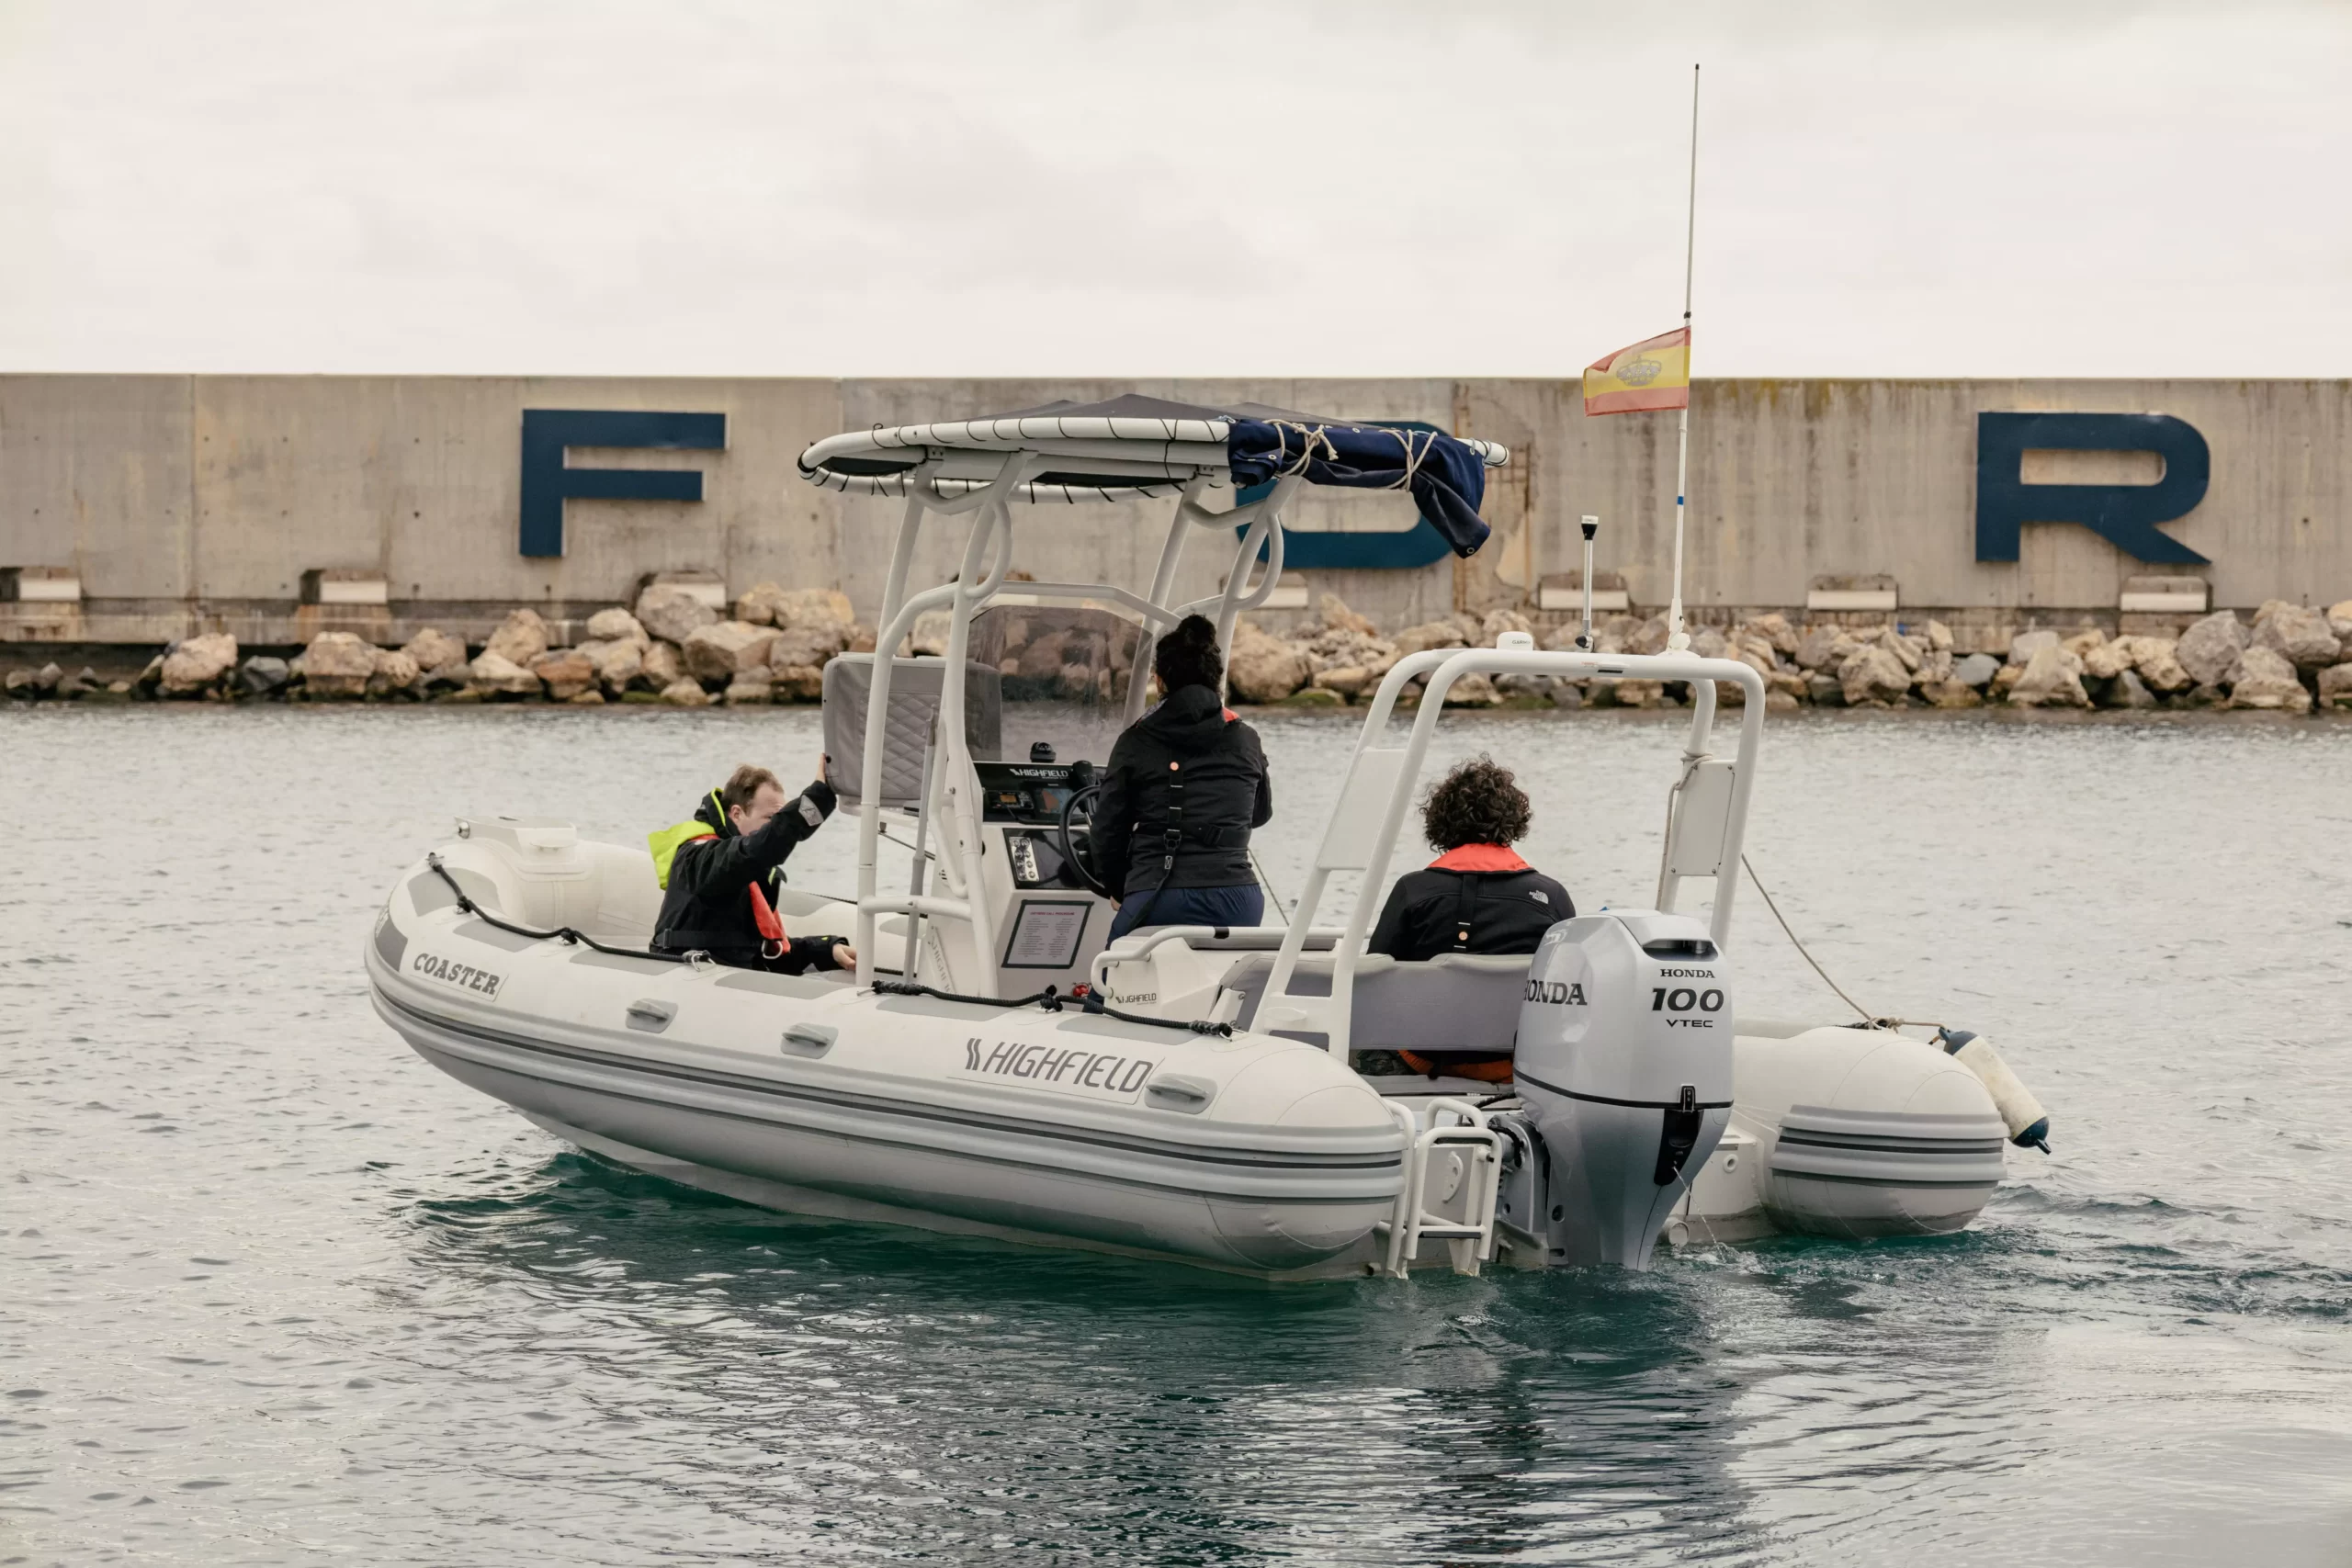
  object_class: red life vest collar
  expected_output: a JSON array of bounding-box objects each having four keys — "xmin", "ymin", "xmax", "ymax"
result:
[{"xmin": 1430, "ymin": 843, "xmax": 1530, "ymax": 874}]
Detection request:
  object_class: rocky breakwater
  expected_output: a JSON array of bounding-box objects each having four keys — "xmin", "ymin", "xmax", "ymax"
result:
[
  {"xmin": 1202, "ymin": 593, "xmax": 2352, "ymax": 716},
  {"xmin": 5, "ymin": 583, "xmax": 877, "ymax": 708},
  {"xmin": 14, "ymin": 590, "xmax": 2348, "ymax": 718}
]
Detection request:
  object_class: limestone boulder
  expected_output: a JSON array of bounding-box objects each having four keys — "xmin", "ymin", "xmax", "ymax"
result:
[
  {"xmin": 2080, "ymin": 637, "xmax": 2132, "ymax": 680},
  {"xmin": 1624, "ymin": 615, "xmax": 1673, "ymax": 657},
  {"xmin": 767, "ymin": 619, "xmax": 851, "ymax": 673},
  {"xmin": 2007, "ymin": 629, "xmax": 2060, "ymax": 668},
  {"xmin": 2175, "ymin": 611, "xmax": 2248, "ymax": 688},
  {"xmin": 531, "ymin": 649, "xmax": 598, "ymax": 701},
  {"xmin": 1300, "ymin": 624, "xmax": 1396, "ymax": 677},
  {"xmin": 2315, "ymin": 663, "xmax": 2352, "ymax": 708},
  {"xmin": 722, "ymin": 674, "xmax": 775, "ymax": 705},
  {"xmin": 1838, "ymin": 645, "xmax": 1913, "ymax": 706},
  {"xmin": 2120, "ymin": 636, "xmax": 2194, "ymax": 694},
  {"xmin": 1318, "ymin": 593, "xmax": 1378, "ymax": 637},
  {"xmin": 1480, "ymin": 608, "xmax": 1534, "ymax": 643},
  {"xmin": 1923, "ymin": 680, "xmax": 1984, "ymax": 708},
  {"xmin": 636, "ymin": 583, "xmax": 720, "ymax": 646},
  {"xmin": 1440, "ymin": 671, "xmax": 1501, "ymax": 707},
  {"xmin": 2098, "ymin": 668, "xmax": 2158, "ymax": 709},
  {"xmin": 401, "ymin": 626, "xmax": 469, "ymax": 676},
  {"xmin": 772, "ymin": 663, "xmax": 827, "ymax": 703},
  {"xmin": 575, "ymin": 637, "xmax": 644, "ymax": 694},
  {"xmin": 1793, "ymin": 625, "xmax": 1844, "ymax": 671},
  {"xmin": 1312, "ymin": 665, "xmax": 1374, "ymax": 700},
  {"xmin": 902, "ymin": 609, "xmax": 954, "ymax": 657},
  {"xmin": 162, "ymin": 632, "xmax": 240, "ymax": 696},
  {"xmin": 238, "ymin": 655, "xmax": 290, "ymax": 697},
  {"xmin": 640, "ymin": 640, "xmax": 684, "ymax": 691},
  {"xmin": 368, "ymin": 648, "xmax": 422, "ymax": 698},
  {"xmin": 771, "ymin": 587, "xmax": 856, "ymax": 632},
  {"xmin": 1951, "ymin": 652, "xmax": 2001, "ymax": 688},
  {"xmin": 847, "ymin": 623, "xmax": 878, "ymax": 654},
  {"xmin": 468, "ymin": 650, "xmax": 545, "ymax": 698},
  {"xmin": 1924, "ymin": 619, "xmax": 1954, "ymax": 652},
  {"xmin": 1688, "ymin": 626, "xmax": 1728, "ymax": 660},
  {"xmin": 1875, "ymin": 627, "xmax": 1924, "ymax": 674},
  {"xmin": 2061, "ymin": 628, "xmax": 2106, "ymax": 661},
  {"xmin": 483, "ymin": 608, "xmax": 549, "ymax": 668},
  {"xmin": 1392, "ymin": 621, "xmax": 1469, "ymax": 658},
  {"xmin": 585, "ymin": 606, "xmax": 650, "ymax": 647},
  {"xmin": 1592, "ymin": 615, "xmax": 1640, "ymax": 656},
  {"xmin": 659, "ymin": 676, "xmax": 713, "ymax": 707},
  {"xmin": 734, "ymin": 581, "xmax": 790, "ymax": 626},
  {"xmin": 290, "ymin": 632, "xmax": 374, "ymax": 698},
  {"xmin": 2326, "ymin": 600, "xmax": 2352, "ymax": 642},
  {"xmin": 2007, "ymin": 645, "xmax": 2092, "ymax": 708},
  {"xmin": 2226, "ymin": 647, "xmax": 2312, "ymax": 712},
  {"xmin": 1804, "ymin": 672, "xmax": 1845, "ymax": 706},
  {"xmin": 2251, "ymin": 602, "xmax": 2343, "ymax": 671},
  {"xmin": 1744, "ymin": 612, "xmax": 1800, "ymax": 657},
  {"xmin": 684, "ymin": 620, "xmax": 781, "ymax": 681},
  {"xmin": 1609, "ymin": 678, "xmax": 1665, "ymax": 708},
  {"xmin": 1227, "ymin": 621, "xmax": 1311, "ymax": 703}
]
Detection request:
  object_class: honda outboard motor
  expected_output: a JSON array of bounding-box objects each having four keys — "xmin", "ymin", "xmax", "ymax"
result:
[{"xmin": 1511, "ymin": 910, "xmax": 1734, "ymax": 1269}]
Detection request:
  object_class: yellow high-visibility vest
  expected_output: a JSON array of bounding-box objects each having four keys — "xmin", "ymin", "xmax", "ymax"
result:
[
  {"xmin": 647, "ymin": 820, "xmax": 716, "ymax": 889},
  {"xmin": 649, "ymin": 793, "xmax": 729, "ymax": 889}
]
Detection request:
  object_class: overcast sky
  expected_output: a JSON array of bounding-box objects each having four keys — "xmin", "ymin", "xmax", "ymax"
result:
[{"xmin": 2, "ymin": 0, "xmax": 2346, "ymax": 378}]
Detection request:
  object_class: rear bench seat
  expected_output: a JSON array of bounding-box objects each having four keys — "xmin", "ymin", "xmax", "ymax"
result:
[{"xmin": 1216, "ymin": 950, "xmax": 1533, "ymax": 1057}]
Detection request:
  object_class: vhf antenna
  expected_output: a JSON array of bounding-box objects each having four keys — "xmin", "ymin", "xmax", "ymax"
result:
[{"xmin": 1576, "ymin": 515, "xmax": 1600, "ymax": 650}]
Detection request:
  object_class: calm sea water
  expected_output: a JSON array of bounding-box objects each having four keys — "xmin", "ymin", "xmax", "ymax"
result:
[{"xmin": 5, "ymin": 704, "xmax": 2351, "ymax": 1566}]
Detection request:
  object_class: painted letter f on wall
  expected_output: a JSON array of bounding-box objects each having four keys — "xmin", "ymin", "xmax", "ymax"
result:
[
  {"xmin": 1975, "ymin": 412, "xmax": 2211, "ymax": 565},
  {"xmin": 519, "ymin": 410, "xmax": 728, "ymax": 558}
]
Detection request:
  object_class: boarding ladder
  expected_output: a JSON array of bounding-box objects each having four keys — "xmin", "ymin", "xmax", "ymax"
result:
[{"xmin": 1375, "ymin": 1099, "xmax": 1503, "ymax": 1277}]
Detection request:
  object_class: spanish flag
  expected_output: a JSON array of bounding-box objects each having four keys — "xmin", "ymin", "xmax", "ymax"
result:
[{"xmin": 1582, "ymin": 327, "xmax": 1690, "ymax": 416}]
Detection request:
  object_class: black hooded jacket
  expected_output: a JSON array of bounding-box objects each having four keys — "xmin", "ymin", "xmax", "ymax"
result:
[
  {"xmin": 1090, "ymin": 684, "xmax": 1272, "ymax": 899},
  {"xmin": 651, "ymin": 778, "xmax": 843, "ymax": 973}
]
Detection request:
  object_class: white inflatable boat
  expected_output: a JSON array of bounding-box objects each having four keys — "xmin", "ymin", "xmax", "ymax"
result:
[{"xmin": 368, "ymin": 394, "xmax": 2050, "ymax": 1278}]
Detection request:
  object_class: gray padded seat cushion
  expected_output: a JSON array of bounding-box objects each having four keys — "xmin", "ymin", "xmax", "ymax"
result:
[
  {"xmin": 822, "ymin": 656, "xmax": 1003, "ymax": 809},
  {"xmin": 1221, "ymin": 950, "xmax": 1532, "ymax": 1052}
]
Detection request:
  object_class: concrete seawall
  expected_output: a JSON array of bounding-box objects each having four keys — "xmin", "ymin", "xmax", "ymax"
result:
[{"xmin": 3, "ymin": 375, "xmax": 2346, "ymax": 652}]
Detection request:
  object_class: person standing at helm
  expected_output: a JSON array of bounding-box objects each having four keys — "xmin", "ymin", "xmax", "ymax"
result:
[
  {"xmin": 1091, "ymin": 615, "xmax": 1273, "ymax": 940},
  {"xmin": 649, "ymin": 763, "xmax": 855, "ymax": 974}
]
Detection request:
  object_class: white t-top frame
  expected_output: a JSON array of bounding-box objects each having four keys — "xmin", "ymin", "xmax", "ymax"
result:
[{"xmin": 844, "ymin": 454, "xmax": 1312, "ymax": 995}]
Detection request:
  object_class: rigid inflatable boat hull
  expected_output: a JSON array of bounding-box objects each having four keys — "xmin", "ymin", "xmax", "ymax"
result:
[{"xmin": 369, "ymin": 852, "xmax": 1406, "ymax": 1279}]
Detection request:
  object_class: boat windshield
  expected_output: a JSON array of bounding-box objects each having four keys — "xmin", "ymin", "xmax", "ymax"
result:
[{"xmin": 968, "ymin": 601, "xmax": 1143, "ymax": 765}]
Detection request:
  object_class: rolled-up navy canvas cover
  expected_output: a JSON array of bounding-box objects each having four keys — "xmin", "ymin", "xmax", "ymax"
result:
[{"xmin": 1225, "ymin": 418, "xmax": 1490, "ymax": 558}]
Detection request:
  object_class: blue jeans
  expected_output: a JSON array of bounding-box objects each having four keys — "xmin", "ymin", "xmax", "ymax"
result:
[{"xmin": 1110, "ymin": 882, "xmax": 1265, "ymax": 940}]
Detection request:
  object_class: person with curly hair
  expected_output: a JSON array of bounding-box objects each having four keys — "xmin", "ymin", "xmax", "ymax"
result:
[{"xmin": 1368, "ymin": 755, "xmax": 1572, "ymax": 963}]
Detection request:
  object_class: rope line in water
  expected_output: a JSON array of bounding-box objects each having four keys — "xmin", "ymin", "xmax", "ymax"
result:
[{"xmin": 1739, "ymin": 853, "xmax": 1941, "ymax": 1032}]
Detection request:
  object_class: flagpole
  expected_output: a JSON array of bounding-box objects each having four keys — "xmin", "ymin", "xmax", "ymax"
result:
[{"xmin": 1666, "ymin": 62, "xmax": 1700, "ymax": 653}]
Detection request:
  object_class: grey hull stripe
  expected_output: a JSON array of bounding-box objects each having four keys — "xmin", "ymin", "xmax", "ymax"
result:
[
  {"xmin": 1777, "ymin": 1131, "xmax": 2005, "ymax": 1156},
  {"xmin": 1765, "ymin": 1168, "xmax": 1999, "ymax": 1190},
  {"xmin": 1514, "ymin": 1068, "xmax": 1732, "ymax": 1111},
  {"xmin": 377, "ymin": 988, "xmax": 1402, "ymax": 1175},
  {"xmin": 414, "ymin": 1042, "xmax": 1381, "ymax": 1210}
]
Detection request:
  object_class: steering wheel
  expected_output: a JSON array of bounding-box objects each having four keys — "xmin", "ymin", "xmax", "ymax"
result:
[{"xmin": 1055, "ymin": 780, "xmax": 1115, "ymax": 898}]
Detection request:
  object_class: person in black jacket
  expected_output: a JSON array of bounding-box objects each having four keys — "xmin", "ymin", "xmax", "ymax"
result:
[
  {"xmin": 1369, "ymin": 756, "xmax": 1571, "ymax": 962},
  {"xmin": 650, "ymin": 763, "xmax": 854, "ymax": 974},
  {"xmin": 1090, "ymin": 615, "xmax": 1273, "ymax": 940}
]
